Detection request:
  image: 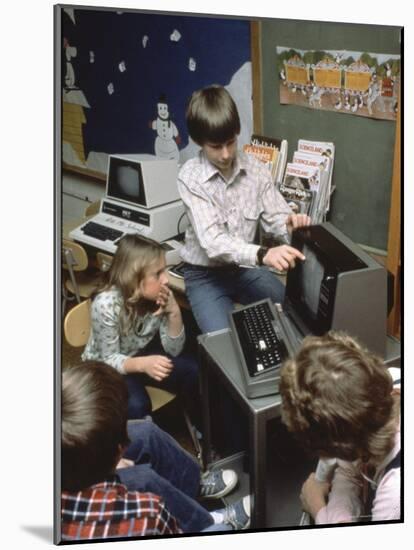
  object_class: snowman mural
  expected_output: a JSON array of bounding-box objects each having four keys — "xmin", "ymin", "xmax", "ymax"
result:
[
  {"xmin": 64, "ymin": 37, "xmax": 78, "ymax": 89},
  {"xmin": 150, "ymin": 94, "xmax": 181, "ymax": 160}
]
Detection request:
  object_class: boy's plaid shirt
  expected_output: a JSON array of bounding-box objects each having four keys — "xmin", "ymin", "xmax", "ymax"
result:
[
  {"xmin": 178, "ymin": 150, "xmax": 291, "ymax": 268},
  {"xmin": 61, "ymin": 476, "xmax": 181, "ymax": 540}
]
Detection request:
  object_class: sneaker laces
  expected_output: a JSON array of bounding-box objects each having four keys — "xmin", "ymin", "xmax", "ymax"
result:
[
  {"xmin": 200, "ymin": 470, "xmax": 223, "ymax": 496},
  {"xmin": 223, "ymin": 497, "xmax": 250, "ymax": 530}
]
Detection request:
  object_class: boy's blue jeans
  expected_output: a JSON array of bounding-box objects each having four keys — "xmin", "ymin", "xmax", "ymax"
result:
[
  {"xmin": 183, "ymin": 264, "xmax": 285, "ymax": 333},
  {"xmin": 118, "ymin": 419, "xmax": 214, "ymax": 533}
]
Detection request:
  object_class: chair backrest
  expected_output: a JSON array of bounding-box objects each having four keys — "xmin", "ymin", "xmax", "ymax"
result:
[
  {"xmin": 84, "ymin": 200, "xmax": 101, "ymax": 217},
  {"xmin": 62, "ymin": 239, "xmax": 88, "ymax": 272},
  {"xmin": 145, "ymin": 386, "xmax": 176, "ymax": 412},
  {"xmin": 64, "ymin": 299, "xmax": 91, "ymax": 347},
  {"xmin": 96, "ymin": 252, "xmax": 113, "ymax": 272}
]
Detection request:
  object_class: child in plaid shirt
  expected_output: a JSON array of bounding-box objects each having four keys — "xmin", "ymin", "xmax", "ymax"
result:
[
  {"xmin": 60, "ymin": 361, "xmax": 250, "ymax": 541},
  {"xmin": 61, "ymin": 362, "xmax": 179, "ymax": 540}
]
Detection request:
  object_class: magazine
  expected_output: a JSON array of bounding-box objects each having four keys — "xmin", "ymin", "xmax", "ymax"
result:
[
  {"xmin": 246, "ymin": 134, "xmax": 288, "ymax": 184},
  {"xmin": 243, "ymin": 143, "xmax": 279, "ymax": 182},
  {"xmin": 297, "ymin": 140, "xmax": 335, "ymax": 211},
  {"xmin": 279, "ymin": 163, "xmax": 318, "ymax": 216},
  {"xmin": 297, "ymin": 139, "xmax": 335, "ymax": 159},
  {"xmin": 251, "ymin": 133, "xmax": 282, "ymax": 149},
  {"xmin": 279, "ymin": 183, "xmax": 315, "ymax": 216},
  {"xmin": 275, "ymin": 140, "xmax": 288, "ymax": 185},
  {"xmin": 291, "ymin": 151, "xmax": 332, "ymax": 221},
  {"xmin": 283, "ymin": 163, "xmax": 321, "ymax": 192},
  {"xmin": 292, "ymin": 151, "xmax": 330, "ymax": 174}
]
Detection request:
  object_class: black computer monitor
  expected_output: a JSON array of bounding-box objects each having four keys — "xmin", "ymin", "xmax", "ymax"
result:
[
  {"xmin": 107, "ymin": 156, "xmax": 147, "ymax": 207},
  {"xmin": 285, "ymin": 222, "xmax": 387, "ymax": 357}
]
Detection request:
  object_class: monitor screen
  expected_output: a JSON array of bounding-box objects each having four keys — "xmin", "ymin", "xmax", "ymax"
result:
[
  {"xmin": 286, "ymin": 224, "xmax": 368, "ymax": 334},
  {"xmin": 107, "ymin": 156, "xmax": 147, "ymax": 207},
  {"xmin": 299, "ymin": 243, "xmax": 325, "ymax": 320}
]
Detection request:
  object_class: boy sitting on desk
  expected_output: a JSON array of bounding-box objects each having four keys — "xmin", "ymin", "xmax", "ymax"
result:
[{"xmin": 177, "ymin": 85, "xmax": 311, "ymax": 334}]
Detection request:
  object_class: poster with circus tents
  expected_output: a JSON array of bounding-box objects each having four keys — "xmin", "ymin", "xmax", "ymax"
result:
[{"xmin": 276, "ymin": 47, "xmax": 400, "ymax": 121}]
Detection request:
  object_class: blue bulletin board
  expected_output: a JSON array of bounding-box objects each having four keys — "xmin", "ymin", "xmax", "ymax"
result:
[{"xmin": 61, "ymin": 7, "xmax": 252, "ymax": 177}]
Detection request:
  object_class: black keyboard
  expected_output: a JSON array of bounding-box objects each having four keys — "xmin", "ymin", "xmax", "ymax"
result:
[
  {"xmin": 231, "ymin": 300, "xmax": 289, "ymax": 378},
  {"xmin": 81, "ymin": 221, "xmax": 124, "ymax": 241}
]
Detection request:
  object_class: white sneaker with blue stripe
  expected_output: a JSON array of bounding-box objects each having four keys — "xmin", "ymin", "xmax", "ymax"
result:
[{"xmin": 199, "ymin": 469, "xmax": 238, "ymax": 499}]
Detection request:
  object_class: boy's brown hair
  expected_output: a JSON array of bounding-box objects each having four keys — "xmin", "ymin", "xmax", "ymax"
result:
[
  {"xmin": 280, "ymin": 331, "xmax": 398, "ymax": 466},
  {"xmin": 61, "ymin": 361, "xmax": 130, "ymax": 492},
  {"xmin": 186, "ymin": 85, "xmax": 240, "ymax": 146}
]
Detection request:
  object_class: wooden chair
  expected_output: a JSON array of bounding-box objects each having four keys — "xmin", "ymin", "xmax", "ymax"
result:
[
  {"xmin": 62, "ymin": 239, "xmax": 102, "ymax": 315},
  {"xmin": 84, "ymin": 200, "xmax": 101, "ymax": 217},
  {"xmin": 63, "ymin": 300, "xmax": 202, "ymax": 457},
  {"xmin": 96, "ymin": 251, "xmax": 113, "ymax": 272},
  {"xmin": 63, "ymin": 298, "xmax": 92, "ymax": 347}
]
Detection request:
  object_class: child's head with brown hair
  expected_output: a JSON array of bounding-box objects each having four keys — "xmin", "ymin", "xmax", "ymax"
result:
[
  {"xmin": 280, "ymin": 331, "xmax": 398, "ymax": 466},
  {"xmin": 100, "ymin": 233, "xmax": 167, "ymax": 332},
  {"xmin": 61, "ymin": 361, "xmax": 130, "ymax": 492},
  {"xmin": 186, "ymin": 85, "xmax": 240, "ymax": 146}
]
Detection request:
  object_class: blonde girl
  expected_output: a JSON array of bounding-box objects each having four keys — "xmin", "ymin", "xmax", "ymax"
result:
[{"xmin": 82, "ymin": 234, "xmax": 199, "ymax": 420}]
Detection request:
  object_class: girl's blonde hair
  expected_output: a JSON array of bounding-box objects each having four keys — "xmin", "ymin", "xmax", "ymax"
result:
[
  {"xmin": 98, "ymin": 234, "xmax": 164, "ymax": 334},
  {"xmin": 280, "ymin": 331, "xmax": 399, "ymax": 469}
]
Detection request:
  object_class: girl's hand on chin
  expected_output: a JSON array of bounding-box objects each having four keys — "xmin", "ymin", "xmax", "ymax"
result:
[{"xmin": 154, "ymin": 286, "xmax": 179, "ymax": 316}]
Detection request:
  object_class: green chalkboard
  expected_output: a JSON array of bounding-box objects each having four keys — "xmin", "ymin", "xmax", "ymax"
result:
[{"xmin": 259, "ymin": 18, "xmax": 401, "ymax": 250}]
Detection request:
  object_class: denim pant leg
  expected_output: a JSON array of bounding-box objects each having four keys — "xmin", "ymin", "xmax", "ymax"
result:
[
  {"xmin": 133, "ymin": 347, "xmax": 202, "ymax": 430},
  {"xmin": 161, "ymin": 352, "xmax": 199, "ymax": 400},
  {"xmin": 124, "ymin": 374, "xmax": 152, "ymax": 419},
  {"xmin": 184, "ymin": 265, "xmax": 285, "ymax": 333},
  {"xmin": 234, "ymin": 267, "xmax": 286, "ymax": 305},
  {"xmin": 162, "ymin": 352, "xmax": 201, "ymax": 426},
  {"xmin": 119, "ymin": 419, "xmax": 213, "ymax": 532},
  {"xmin": 183, "ymin": 266, "xmax": 236, "ymax": 333},
  {"xmin": 118, "ymin": 464, "xmax": 213, "ymax": 532},
  {"xmin": 124, "ymin": 420, "xmax": 201, "ymax": 497},
  {"xmin": 125, "ymin": 349, "xmax": 200, "ymax": 422}
]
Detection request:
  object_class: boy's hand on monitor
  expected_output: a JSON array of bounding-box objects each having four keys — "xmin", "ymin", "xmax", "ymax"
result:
[
  {"xmin": 263, "ymin": 245, "xmax": 305, "ymax": 271},
  {"xmin": 286, "ymin": 213, "xmax": 311, "ymax": 234}
]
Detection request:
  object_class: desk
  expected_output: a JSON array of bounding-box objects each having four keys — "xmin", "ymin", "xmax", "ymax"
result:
[{"xmin": 198, "ymin": 328, "xmax": 283, "ymax": 529}]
